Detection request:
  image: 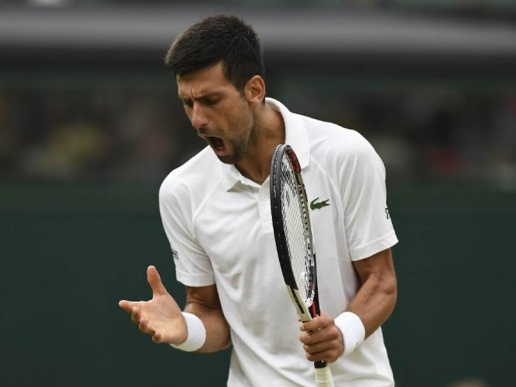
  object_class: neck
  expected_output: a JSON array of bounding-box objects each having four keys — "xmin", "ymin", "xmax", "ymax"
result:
[{"xmin": 235, "ymin": 102, "xmax": 285, "ymax": 184}]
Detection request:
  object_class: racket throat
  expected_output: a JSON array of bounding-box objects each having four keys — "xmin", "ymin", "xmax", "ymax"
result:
[
  {"xmin": 310, "ymin": 302, "xmax": 319, "ymax": 317},
  {"xmin": 287, "ymin": 286, "xmax": 312, "ymax": 322}
]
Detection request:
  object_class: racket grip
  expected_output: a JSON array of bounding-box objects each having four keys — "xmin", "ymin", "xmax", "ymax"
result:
[{"xmin": 315, "ymin": 365, "xmax": 335, "ymax": 387}]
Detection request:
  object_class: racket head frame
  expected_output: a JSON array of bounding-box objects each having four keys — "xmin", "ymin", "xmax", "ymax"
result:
[{"xmin": 270, "ymin": 144, "xmax": 320, "ymax": 321}]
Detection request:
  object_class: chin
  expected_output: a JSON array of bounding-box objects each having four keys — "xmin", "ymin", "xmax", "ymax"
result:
[{"xmin": 217, "ymin": 155, "xmax": 235, "ymax": 164}]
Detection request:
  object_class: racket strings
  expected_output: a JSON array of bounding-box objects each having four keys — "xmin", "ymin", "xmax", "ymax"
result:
[{"xmin": 279, "ymin": 155, "xmax": 315, "ymax": 306}]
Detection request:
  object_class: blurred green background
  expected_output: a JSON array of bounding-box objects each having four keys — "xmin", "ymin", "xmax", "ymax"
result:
[{"xmin": 1, "ymin": 1, "xmax": 515, "ymax": 387}]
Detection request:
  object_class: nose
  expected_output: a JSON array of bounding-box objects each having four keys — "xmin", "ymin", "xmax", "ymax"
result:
[{"xmin": 189, "ymin": 103, "xmax": 209, "ymax": 130}]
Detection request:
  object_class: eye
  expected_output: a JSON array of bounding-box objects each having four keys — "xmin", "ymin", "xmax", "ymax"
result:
[
  {"xmin": 204, "ymin": 98, "xmax": 219, "ymax": 106},
  {"xmin": 182, "ymin": 100, "xmax": 193, "ymax": 108}
]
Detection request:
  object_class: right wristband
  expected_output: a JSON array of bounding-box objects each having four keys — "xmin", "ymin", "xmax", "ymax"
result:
[
  {"xmin": 169, "ymin": 312, "xmax": 206, "ymax": 352},
  {"xmin": 334, "ymin": 311, "xmax": 366, "ymax": 356}
]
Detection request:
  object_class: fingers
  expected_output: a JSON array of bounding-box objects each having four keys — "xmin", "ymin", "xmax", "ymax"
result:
[
  {"xmin": 120, "ymin": 303, "xmax": 161, "ymax": 341},
  {"xmin": 120, "ymin": 304, "xmax": 145, "ymax": 326},
  {"xmin": 300, "ymin": 328, "xmax": 343, "ymax": 363},
  {"xmin": 299, "ymin": 312, "xmax": 332, "ymax": 332},
  {"xmin": 303, "ymin": 344, "xmax": 340, "ymax": 363},
  {"xmin": 137, "ymin": 314, "xmax": 155, "ymax": 335},
  {"xmin": 151, "ymin": 331, "xmax": 163, "ymax": 344},
  {"xmin": 299, "ymin": 324, "xmax": 338, "ymax": 346},
  {"xmin": 119, "ymin": 265, "xmax": 175, "ymax": 345},
  {"xmin": 299, "ymin": 312, "xmax": 344, "ymax": 363},
  {"xmin": 118, "ymin": 302, "xmax": 147, "ymax": 328},
  {"xmin": 119, "ymin": 265, "xmax": 166, "ymax": 313},
  {"xmin": 118, "ymin": 300, "xmax": 133, "ymax": 313},
  {"xmin": 138, "ymin": 314, "xmax": 167, "ymax": 345},
  {"xmin": 147, "ymin": 265, "xmax": 169, "ymax": 297}
]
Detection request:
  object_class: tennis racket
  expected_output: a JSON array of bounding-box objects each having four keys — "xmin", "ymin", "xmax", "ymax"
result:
[{"xmin": 270, "ymin": 144, "xmax": 334, "ymax": 387}]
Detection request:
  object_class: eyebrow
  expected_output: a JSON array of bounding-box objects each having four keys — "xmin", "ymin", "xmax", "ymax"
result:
[
  {"xmin": 178, "ymin": 91, "xmax": 224, "ymax": 104},
  {"xmin": 178, "ymin": 91, "xmax": 223, "ymax": 103}
]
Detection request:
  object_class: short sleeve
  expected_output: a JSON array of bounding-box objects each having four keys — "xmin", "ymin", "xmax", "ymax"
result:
[
  {"xmin": 339, "ymin": 132, "xmax": 398, "ymax": 261},
  {"xmin": 159, "ymin": 178, "xmax": 215, "ymax": 286}
]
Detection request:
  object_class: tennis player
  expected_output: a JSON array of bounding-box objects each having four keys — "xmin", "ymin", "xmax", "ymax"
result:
[{"xmin": 119, "ymin": 15, "xmax": 398, "ymax": 387}]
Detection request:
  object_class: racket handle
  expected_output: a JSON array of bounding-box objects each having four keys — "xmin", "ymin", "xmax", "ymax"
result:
[{"xmin": 315, "ymin": 365, "xmax": 335, "ymax": 387}]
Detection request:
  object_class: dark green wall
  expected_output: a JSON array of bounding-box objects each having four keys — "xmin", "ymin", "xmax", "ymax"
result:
[
  {"xmin": 2, "ymin": 185, "xmax": 515, "ymax": 387},
  {"xmin": 385, "ymin": 187, "xmax": 516, "ymax": 387}
]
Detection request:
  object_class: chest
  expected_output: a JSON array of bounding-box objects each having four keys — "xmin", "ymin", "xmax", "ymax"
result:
[
  {"xmin": 193, "ymin": 168, "xmax": 347, "ymax": 275},
  {"xmin": 193, "ymin": 182, "xmax": 273, "ymax": 275}
]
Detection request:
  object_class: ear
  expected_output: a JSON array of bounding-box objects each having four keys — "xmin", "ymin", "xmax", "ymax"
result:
[{"xmin": 245, "ymin": 75, "xmax": 266, "ymax": 104}]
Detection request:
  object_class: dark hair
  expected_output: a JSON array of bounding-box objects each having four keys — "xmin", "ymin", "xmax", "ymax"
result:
[{"xmin": 164, "ymin": 15, "xmax": 265, "ymax": 93}]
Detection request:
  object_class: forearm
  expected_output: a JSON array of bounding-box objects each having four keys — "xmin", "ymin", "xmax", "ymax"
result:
[
  {"xmin": 347, "ymin": 248, "xmax": 397, "ymax": 338},
  {"xmin": 184, "ymin": 302, "xmax": 231, "ymax": 353},
  {"xmin": 347, "ymin": 273, "xmax": 397, "ymax": 337}
]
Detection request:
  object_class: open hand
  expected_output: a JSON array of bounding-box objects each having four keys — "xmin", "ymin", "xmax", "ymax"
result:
[{"xmin": 119, "ymin": 265, "xmax": 187, "ymax": 345}]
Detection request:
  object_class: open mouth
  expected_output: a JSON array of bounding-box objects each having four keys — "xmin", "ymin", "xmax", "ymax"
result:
[{"xmin": 205, "ymin": 136, "xmax": 226, "ymax": 156}]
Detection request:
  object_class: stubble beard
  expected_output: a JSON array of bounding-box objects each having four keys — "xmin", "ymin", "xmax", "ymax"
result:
[
  {"xmin": 218, "ymin": 116, "xmax": 255, "ymax": 165},
  {"xmin": 217, "ymin": 132, "xmax": 250, "ymax": 165}
]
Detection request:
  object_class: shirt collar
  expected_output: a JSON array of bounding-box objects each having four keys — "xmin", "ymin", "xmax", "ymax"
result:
[
  {"xmin": 220, "ymin": 97, "xmax": 310, "ymax": 191},
  {"xmin": 267, "ymin": 97, "xmax": 310, "ymax": 170}
]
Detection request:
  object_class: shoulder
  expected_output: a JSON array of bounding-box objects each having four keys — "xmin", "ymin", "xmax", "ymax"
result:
[
  {"xmin": 159, "ymin": 146, "xmax": 220, "ymax": 204},
  {"xmin": 299, "ymin": 114, "xmax": 379, "ymax": 162}
]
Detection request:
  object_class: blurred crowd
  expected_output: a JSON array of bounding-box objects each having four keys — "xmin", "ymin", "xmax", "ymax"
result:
[
  {"xmin": 1, "ymin": 78, "xmax": 515, "ymax": 189},
  {"xmin": 0, "ymin": 1, "xmax": 515, "ymax": 189},
  {"xmin": 281, "ymin": 79, "xmax": 516, "ymax": 189},
  {"xmin": 0, "ymin": 88, "xmax": 189, "ymax": 184}
]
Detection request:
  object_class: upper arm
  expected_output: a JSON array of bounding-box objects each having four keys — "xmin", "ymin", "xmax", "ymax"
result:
[
  {"xmin": 353, "ymin": 248, "xmax": 397, "ymax": 292},
  {"xmin": 185, "ymin": 284, "xmax": 222, "ymax": 311}
]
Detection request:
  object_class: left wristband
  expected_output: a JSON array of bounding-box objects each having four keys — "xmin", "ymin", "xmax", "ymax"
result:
[
  {"xmin": 334, "ymin": 311, "xmax": 366, "ymax": 356},
  {"xmin": 169, "ymin": 312, "xmax": 206, "ymax": 352}
]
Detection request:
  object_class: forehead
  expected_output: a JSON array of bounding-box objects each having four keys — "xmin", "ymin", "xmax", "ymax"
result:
[{"xmin": 176, "ymin": 62, "xmax": 234, "ymax": 97}]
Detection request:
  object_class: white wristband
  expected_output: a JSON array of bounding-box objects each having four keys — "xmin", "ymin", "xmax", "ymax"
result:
[
  {"xmin": 334, "ymin": 311, "xmax": 366, "ymax": 356},
  {"xmin": 169, "ymin": 312, "xmax": 206, "ymax": 352}
]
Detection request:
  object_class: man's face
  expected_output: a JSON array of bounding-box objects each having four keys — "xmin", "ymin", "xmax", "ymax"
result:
[{"xmin": 177, "ymin": 62, "xmax": 254, "ymax": 165}]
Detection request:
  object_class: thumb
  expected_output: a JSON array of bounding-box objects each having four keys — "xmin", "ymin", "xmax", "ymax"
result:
[{"xmin": 147, "ymin": 265, "xmax": 169, "ymax": 297}]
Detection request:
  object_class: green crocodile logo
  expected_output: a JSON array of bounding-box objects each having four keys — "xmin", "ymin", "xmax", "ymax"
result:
[{"xmin": 310, "ymin": 197, "xmax": 330, "ymax": 210}]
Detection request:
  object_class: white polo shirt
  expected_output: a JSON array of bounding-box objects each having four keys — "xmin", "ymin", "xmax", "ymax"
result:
[{"xmin": 159, "ymin": 98, "xmax": 398, "ymax": 387}]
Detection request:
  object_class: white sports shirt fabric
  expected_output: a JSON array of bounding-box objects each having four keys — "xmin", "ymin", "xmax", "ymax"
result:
[{"xmin": 159, "ymin": 98, "xmax": 398, "ymax": 386}]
